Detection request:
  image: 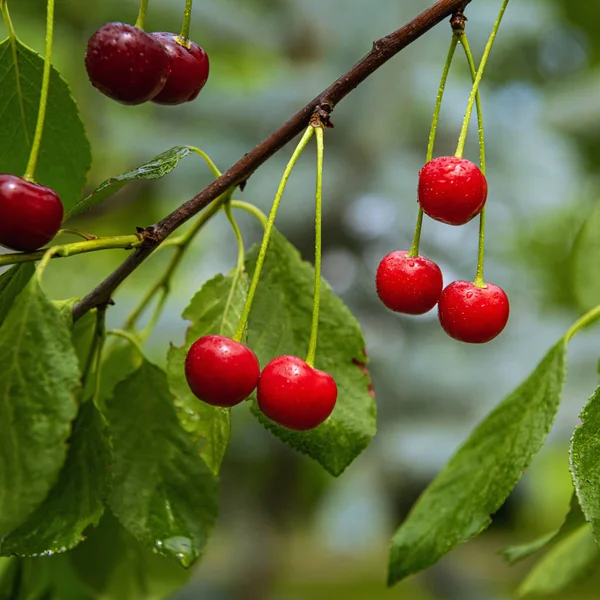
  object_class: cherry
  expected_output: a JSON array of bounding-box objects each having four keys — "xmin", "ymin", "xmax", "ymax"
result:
[
  {"xmin": 438, "ymin": 280, "xmax": 509, "ymax": 343},
  {"xmin": 85, "ymin": 23, "xmax": 170, "ymax": 105},
  {"xmin": 418, "ymin": 156, "xmax": 488, "ymax": 226},
  {"xmin": 185, "ymin": 335, "xmax": 260, "ymax": 407},
  {"xmin": 257, "ymin": 356, "xmax": 337, "ymax": 431},
  {"xmin": 0, "ymin": 174, "xmax": 63, "ymax": 252},
  {"xmin": 150, "ymin": 33, "xmax": 209, "ymax": 105},
  {"xmin": 376, "ymin": 250, "xmax": 443, "ymax": 315}
]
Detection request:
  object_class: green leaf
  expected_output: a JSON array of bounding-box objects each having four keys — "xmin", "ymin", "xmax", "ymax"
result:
[
  {"xmin": 501, "ymin": 493, "xmax": 586, "ymax": 564},
  {"xmin": 245, "ymin": 230, "xmax": 376, "ymax": 477},
  {"xmin": 570, "ymin": 386, "xmax": 600, "ymax": 542},
  {"xmin": 167, "ymin": 272, "xmax": 247, "ymax": 475},
  {"xmin": 66, "ymin": 146, "xmax": 196, "ymax": 220},
  {"xmin": 107, "ymin": 360, "xmax": 219, "ymax": 567},
  {"xmin": 0, "ymin": 38, "xmax": 91, "ymax": 213},
  {"xmin": 388, "ymin": 340, "xmax": 568, "ymax": 585},
  {"xmin": 571, "ymin": 201, "xmax": 600, "ymax": 311},
  {"xmin": 0, "ymin": 401, "xmax": 111, "ymax": 557},
  {"xmin": 518, "ymin": 525, "xmax": 599, "ymax": 597},
  {"xmin": 70, "ymin": 511, "xmax": 190, "ymax": 600},
  {"xmin": 0, "ymin": 277, "xmax": 79, "ymax": 536},
  {"xmin": 0, "ymin": 264, "xmax": 34, "ymax": 327}
]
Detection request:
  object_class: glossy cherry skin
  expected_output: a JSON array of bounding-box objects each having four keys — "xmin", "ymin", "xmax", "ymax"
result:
[
  {"xmin": 185, "ymin": 335, "xmax": 260, "ymax": 407},
  {"xmin": 418, "ymin": 156, "xmax": 488, "ymax": 226},
  {"xmin": 257, "ymin": 355, "xmax": 337, "ymax": 431},
  {"xmin": 85, "ymin": 23, "xmax": 170, "ymax": 105},
  {"xmin": 376, "ymin": 250, "xmax": 443, "ymax": 315},
  {"xmin": 438, "ymin": 280, "xmax": 509, "ymax": 343},
  {"xmin": 150, "ymin": 33, "xmax": 209, "ymax": 105},
  {"xmin": 0, "ymin": 174, "xmax": 63, "ymax": 252}
]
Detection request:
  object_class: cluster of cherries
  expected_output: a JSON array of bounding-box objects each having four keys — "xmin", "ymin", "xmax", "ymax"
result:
[
  {"xmin": 376, "ymin": 155, "xmax": 509, "ymax": 343},
  {"xmin": 85, "ymin": 22, "xmax": 210, "ymax": 106},
  {"xmin": 185, "ymin": 335, "xmax": 337, "ymax": 431}
]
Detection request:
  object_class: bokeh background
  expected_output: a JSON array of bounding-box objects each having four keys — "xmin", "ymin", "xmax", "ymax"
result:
[{"xmin": 3, "ymin": 0, "xmax": 600, "ymax": 597}]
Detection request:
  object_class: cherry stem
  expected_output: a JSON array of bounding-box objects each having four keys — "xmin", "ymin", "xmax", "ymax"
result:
[
  {"xmin": 233, "ymin": 126, "xmax": 315, "ymax": 343},
  {"xmin": 23, "ymin": 0, "xmax": 55, "ymax": 182},
  {"xmin": 455, "ymin": 0, "xmax": 510, "ymax": 159},
  {"xmin": 231, "ymin": 200, "xmax": 268, "ymax": 228},
  {"xmin": 180, "ymin": 0, "xmax": 193, "ymax": 40},
  {"xmin": 408, "ymin": 33, "xmax": 459, "ymax": 258},
  {"xmin": 56, "ymin": 228, "xmax": 97, "ymax": 241},
  {"xmin": 188, "ymin": 146, "xmax": 221, "ymax": 178},
  {"xmin": 565, "ymin": 305, "xmax": 600, "ymax": 343},
  {"xmin": 91, "ymin": 306, "xmax": 107, "ymax": 408},
  {"xmin": 458, "ymin": 32, "xmax": 487, "ymax": 288},
  {"xmin": 106, "ymin": 329, "xmax": 145, "ymax": 357},
  {"xmin": 135, "ymin": 0, "xmax": 149, "ymax": 29},
  {"xmin": 220, "ymin": 200, "xmax": 246, "ymax": 336},
  {"xmin": 306, "ymin": 126, "xmax": 324, "ymax": 368}
]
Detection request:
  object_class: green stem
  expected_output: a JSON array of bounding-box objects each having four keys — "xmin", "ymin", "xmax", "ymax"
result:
[
  {"xmin": 180, "ymin": 0, "xmax": 193, "ymax": 40},
  {"xmin": 220, "ymin": 201, "xmax": 246, "ymax": 336},
  {"xmin": 134, "ymin": 0, "xmax": 149, "ymax": 29},
  {"xmin": 0, "ymin": 234, "xmax": 142, "ymax": 268},
  {"xmin": 56, "ymin": 228, "xmax": 97, "ymax": 241},
  {"xmin": 306, "ymin": 126, "xmax": 324, "ymax": 367},
  {"xmin": 80, "ymin": 309, "xmax": 99, "ymax": 393},
  {"xmin": 91, "ymin": 306, "xmax": 107, "ymax": 408},
  {"xmin": 231, "ymin": 200, "xmax": 268, "ymax": 228},
  {"xmin": 233, "ymin": 127, "xmax": 315, "ymax": 343},
  {"xmin": 459, "ymin": 32, "xmax": 487, "ymax": 288},
  {"xmin": 565, "ymin": 305, "xmax": 600, "ymax": 343},
  {"xmin": 23, "ymin": 0, "xmax": 55, "ymax": 182},
  {"xmin": 408, "ymin": 34, "xmax": 459, "ymax": 258},
  {"xmin": 455, "ymin": 0, "xmax": 510, "ymax": 158},
  {"xmin": 106, "ymin": 329, "xmax": 145, "ymax": 356},
  {"xmin": 188, "ymin": 146, "xmax": 221, "ymax": 178}
]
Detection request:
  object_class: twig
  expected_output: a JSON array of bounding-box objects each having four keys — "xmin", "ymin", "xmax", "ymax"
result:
[{"xmin": 72, "ymin": 0, "xmax": 473, "ymax": 321}]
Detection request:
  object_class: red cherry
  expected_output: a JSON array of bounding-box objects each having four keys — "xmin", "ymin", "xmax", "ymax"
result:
[
  {"xmin": 418, "ymin": 156, "xmax": 487, "ymax": 226},
  {"xmin": 150, "ymin": 33, "xmax": 209, "ymax": 105},
  {"xmin": 85, "ymin": 23, "xmax": 170, "ymax": 105},
  {"xmin": 257, "ymin": 356, "xmax": 337, "ymax": 431},
  {"xmin": 0, "ymin": 174, "xmax": 63, "ymax": 252},
  {"xmin": 438, "ymin": 280, "xmax": 509, "ymax": 343},
  {"xmin": 376, "ymin": 250, "xmax": 443, "ymax": 315},
  {"xmin": 184, "ymin": 335, "xmax": 260, "ymax": 407}
]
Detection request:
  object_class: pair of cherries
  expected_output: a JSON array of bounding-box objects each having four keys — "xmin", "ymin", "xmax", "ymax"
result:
[
  {"xmin": 184, "ymin": 335, "xmax": 338, "ymax": 431},
  {"xmin": 85, "ymin": 23, "xmax": 209, "ymax": 106},
  {"xmin": 376, "ymin": 156, "xmax": 509, "ymax": 344}
]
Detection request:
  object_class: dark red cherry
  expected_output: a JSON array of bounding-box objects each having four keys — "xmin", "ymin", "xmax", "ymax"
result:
[
  {"xmin": 418, "ymin": 156, "xmax": 487, "ymax": 226},
  {"xmin": 438, "ymin": 280, "xmax": 509, "ymax": 343},
  {"xmin": 85, "ymin": 23, "xmax": 170, "ymax": 105},
  {"xmin": 150, "ymin": 33, "xmax": 209, "ymax": 105},
  {"xmin": 185, "ymin": 335, "xmax": 260, "ymax": 407},
  {"xmin": 0, "ymin": 174, "xmax": 63, "ymax": 252},
  {"xmin": 257, "ymin": 355, "xmax": 337, "ymax": 431},
  {"xmin": 376, "ymin": 250, "xmax": 443, "ymax": 315}
]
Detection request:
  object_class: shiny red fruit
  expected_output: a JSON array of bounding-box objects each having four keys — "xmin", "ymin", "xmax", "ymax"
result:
[
  {"xmin": 438, "ymin": 280, "xmax": 509, "ymax": 343},
  {"xmin": 418, "ymin": 156, "xmax": 487, "ymax": 226},
  {"xmin": 376, "ymin": 250, "xmax": 443, "ymax": 315},
  {"xmin": 150, "ymin": 33, "xmax": 209, "ymax": 105},
  {"xmin": 257, "ymin": 355, "xmax": 337, "ymax": 431},
  {"xmin": 0, "ymin": 174, "xmax": 63, "ymax": 251},
  {"xmin": 85, "ymin": 23, "xmax": 170, "ymax": 105},
  {"xmin": 185, "ymin": 335, "xmax": 260, "ymax": 407}
]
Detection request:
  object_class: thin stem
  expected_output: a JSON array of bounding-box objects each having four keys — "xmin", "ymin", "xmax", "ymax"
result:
[
  {"xmin": 56, "ymin": 228, "xmax": 97, "ymax": 241},
  {"xmin": 220, "ymin": 201, "xmax": 246, "ymax": 336},
  {"xmin": 91, "ymin": 306, "xmax": 107, "ymax": 408},
  {"xmin": 565, "ymin": 305, "xmax": 600, "ymax": 343},
  {"xmin": 180, "ymin": 0, "xmax": 193, "ymax": 40},
  {"xmin": 455, "ymin": 0, "xmax": 510, "ymax": 158},
  {"xmin": 188, "ymin": 146, "xmax": 221, "ymax": 178},
  {"xmin": 106, "ymin": 329, "xmax": 145, "ymax": 357},
  {"xmin": 459, "ymin": 32, "xmax": 487, "ymax": 288},
  {"xmin": 23, "ymin": 0, "xmax": 55, "ymax": 181},
  {"xmin": 0, "ymin": 1, "xmax": 17, "ymax": 39},
  {"xmin": 231, "ymin": 200, "xmax": 268, "ymax": 228},
  {"xmin": 35, "ymin": 246, "xmax": 62, "ymax": 282},
  {"xmin": 80, "ymin": 309, "xmax": 99, "ymax": 393},
  {"xmin": 306, "ymin": 126, "xmax": 324, "ymax": 367},
  {"xmin": 135, "ymin": 0, "xmax": 149, "ymax": 29},
  {"xmin": 233, "ymin": 127, "xmax": 315, "ymax": 343},
  {"xmin": 0, "ymin": 234, "xmax": 142, "ymax": 268},
  {"xmin": 408, "ymin": 33, "xmax": 459, "ymax": 258}
]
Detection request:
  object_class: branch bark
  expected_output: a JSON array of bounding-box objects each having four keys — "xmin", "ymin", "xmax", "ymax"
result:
[{"xmin": 73, "ymin": 0, "xmax": 472, "ymax": 321}]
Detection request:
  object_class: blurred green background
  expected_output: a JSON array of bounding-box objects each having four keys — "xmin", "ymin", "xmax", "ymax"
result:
[{"xmin": 3, "ymin": 0, "xmax": 600, "ymax": 597}]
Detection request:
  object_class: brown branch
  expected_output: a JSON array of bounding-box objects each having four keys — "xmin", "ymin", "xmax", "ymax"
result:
[{"xmin": 73, "ymin": 0, "xmax": 472, "ymax": 321}]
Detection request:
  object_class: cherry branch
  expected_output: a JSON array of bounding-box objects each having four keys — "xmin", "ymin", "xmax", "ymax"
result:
[{"xmin": 72, "ymin": 0, "xmax": 472, "ymax": 321}]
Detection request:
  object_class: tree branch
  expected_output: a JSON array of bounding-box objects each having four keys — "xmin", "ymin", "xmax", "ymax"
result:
[{"xmin": 73, "ymin": 0, "xmax": 472, "ymax": 321}]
